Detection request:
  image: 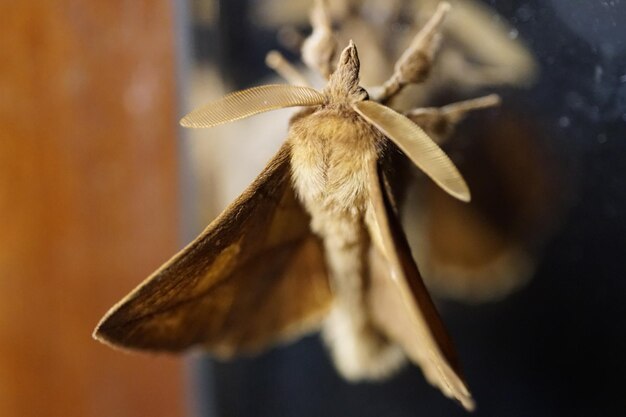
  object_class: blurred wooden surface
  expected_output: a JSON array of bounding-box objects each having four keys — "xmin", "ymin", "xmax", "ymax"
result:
[{"xmin": 0, "ymin": 2, "xmax": 185, "ymax": 417}]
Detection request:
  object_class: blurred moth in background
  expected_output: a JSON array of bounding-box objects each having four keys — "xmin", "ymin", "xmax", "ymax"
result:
[
  {"xmin": 255, "ymin": 0, "xmax": 536, "ymax": 92},
  {"xmin": 256, "ymin": 0, "xmax": 561, "ymax": 303},
  {"xmin": 95, "ymin": 0, "xmax": 561, "ymax": 411},
  {"xmin": 191, "ymin": 0, "xmax": 559, "ymax": 303}
]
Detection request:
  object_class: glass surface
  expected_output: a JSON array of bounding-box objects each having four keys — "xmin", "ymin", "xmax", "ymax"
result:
[{"xmin": 183, "ymin": 1, "xmax": 626, "ymax": 416}]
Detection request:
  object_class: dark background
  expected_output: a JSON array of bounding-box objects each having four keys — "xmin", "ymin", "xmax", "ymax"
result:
[{"xmin": 193, "ymin": 1, "xmax": 626, "ymax": 416}]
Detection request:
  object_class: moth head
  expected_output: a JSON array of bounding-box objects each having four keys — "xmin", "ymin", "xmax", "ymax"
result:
[
  {"xmin": 324, "ymin": 41, "xmax": 368, "ymax": 105},
  {"xmin": 179, "ymin": 41, "xmax": 371, "ymax": 129}
]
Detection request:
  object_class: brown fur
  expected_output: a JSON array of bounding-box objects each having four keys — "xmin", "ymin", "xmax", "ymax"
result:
[{"xmin": 289, "ymin": 106, "xmax": 405, "ymax": 379}]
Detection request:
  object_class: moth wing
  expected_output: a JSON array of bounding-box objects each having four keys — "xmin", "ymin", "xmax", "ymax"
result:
[
  {"xmin": 353, "ymin": 100, "xmax": 470, "ymax": 202},
  {"xmin": 406, "ymin": 110, "xmax": 560, "ymax": 302},
  {"xmin": 180, "ymin": 85, "xmax": 325, "ymax": 128},
  {"xmin": 94, "ymin": 142, "xmax": 332, "ymax": 357},
  {"xmin": 408, "ymin": 182, "xmax": 533, "ymax": 303},
  {"xmin": 365, "ymin": 158, "xmax": 474, "ymax": 411}
]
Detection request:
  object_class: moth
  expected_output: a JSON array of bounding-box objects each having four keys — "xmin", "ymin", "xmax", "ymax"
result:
[{"xmin": 95, "ymin": 2, "xmax": 499, "ymax": 411}]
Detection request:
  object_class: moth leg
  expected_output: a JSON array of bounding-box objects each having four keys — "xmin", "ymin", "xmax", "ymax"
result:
[
  {"xmin": 405, "ymin": 94, "xmax": 501, "ymax": 144},
  {"xmin": 301, "ymin": 0, "xmax": 337, "ymax": 79},
  {"xmin": 265, "ymin": 50, "xmax": 312, "ymax": 87},
  {"xmin": 372, "ymin": 2, "xmax": 450, "ymax": 104},
  {"xmin": 277, "ymin": 26, "xmax": 305, "ymax": 53}
]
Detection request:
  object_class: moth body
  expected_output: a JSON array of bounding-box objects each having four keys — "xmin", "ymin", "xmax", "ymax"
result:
[{"xmin": 289, "ymin": 106, "xmax": 405, "ymax": 379}]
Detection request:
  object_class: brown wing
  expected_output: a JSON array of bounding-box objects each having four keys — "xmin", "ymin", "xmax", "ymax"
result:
[
  {"xmin": 410, "ymin": 184, "xmax": 533, "ymax": 303},
  {"xmin": 365, "ymin": 158, "xmax": 474, "ymax": 411},
  {"xmin": 405, "ymin": 110, "xmax": 561, "ymax": 302},
  {"xmin": 94, "ymin": 142, "xmax": 332, "ymax": 357}
]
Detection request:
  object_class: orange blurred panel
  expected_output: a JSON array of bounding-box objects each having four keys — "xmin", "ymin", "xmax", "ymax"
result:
[{"xmin": 0, "ymin": 2, "xmax": 186, "ymax": 417}]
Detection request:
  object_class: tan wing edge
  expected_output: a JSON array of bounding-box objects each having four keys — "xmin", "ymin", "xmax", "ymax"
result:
[{"xmin": 365, "ymin": 158, "xmax": 475, "ymax": 411}]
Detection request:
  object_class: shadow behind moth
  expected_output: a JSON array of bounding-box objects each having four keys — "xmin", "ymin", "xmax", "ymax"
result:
[{"xmin": 94, "ymin": 41, "xmax": 479, "ymax": 411}]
